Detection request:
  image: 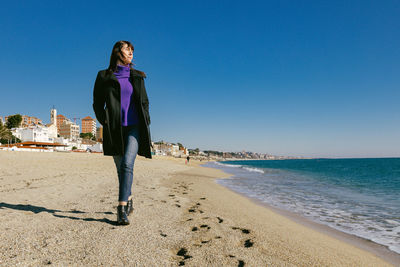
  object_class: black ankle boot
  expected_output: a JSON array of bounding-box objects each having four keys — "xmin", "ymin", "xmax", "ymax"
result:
[
  {"xmin": 117, "ymin": 205, "xmax": 129, "ymax": 225},
  {"xmin": 125, "ymin": 199, "xmax": 133, "ymax": 215}
]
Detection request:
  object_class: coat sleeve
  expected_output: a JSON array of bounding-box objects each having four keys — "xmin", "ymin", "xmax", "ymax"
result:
[
  {"xmin": 141, "ymin": 78, "xmax": 151, "ymax": 125},
  {"xmin": 92, "ymin": 72, "xmax": 106, "ymax": 125}
]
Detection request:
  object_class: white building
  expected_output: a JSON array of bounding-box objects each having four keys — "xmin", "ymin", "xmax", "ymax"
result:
[
  {"xmin": 12, "ymin": 125, "xmax": 56, "ymax": 142},
  {"xmin": 50, "ymin": 108, "xmax": 57, "ymax": 127},
  {"xmin": 87, "ymin": 143, "xmax": 103, "ymax": 152},
  {"xmin": 171, "ymin": 144, "xmax": 180, "ymax": 157},
  {"xmin": 45, "ymin": 108, "xmax": 58, "ymax": 139},
  {"xmin": 11, "ymin": 108, "xmax": 59, "ymax": 143},
  {"xmin": 46, "ymin": 123, "xmax": 57, "ymax": 139},
  {"xmin": 53, "ymin": 137, "xmax": 102, "ymax": 152},
  {"xmin": 152, "ymin": 141, "xmax": 189, "ymax": 157}
]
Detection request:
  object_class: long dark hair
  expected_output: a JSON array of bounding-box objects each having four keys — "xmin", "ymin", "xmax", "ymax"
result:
[
  {"xmin": 107, "ymin": 40, "xmax": 146, "ymax": 77},
  {"xmin": 107, "ymin": 40, "xmax": 135, "ymax": 74}
]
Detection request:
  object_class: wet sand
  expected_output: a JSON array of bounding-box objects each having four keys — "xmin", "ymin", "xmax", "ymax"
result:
[{"xmin": 0, "ymin": 151, "xmax": 397, "ymax": 266}]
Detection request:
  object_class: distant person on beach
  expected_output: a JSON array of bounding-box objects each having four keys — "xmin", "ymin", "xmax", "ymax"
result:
[
  {"xmin": 93, "ymin": 40, "xmax": 152, "ymax": 225},
  {"xmin": 187, "ymin": 156, "xmax": 190, "ymax": 164}
]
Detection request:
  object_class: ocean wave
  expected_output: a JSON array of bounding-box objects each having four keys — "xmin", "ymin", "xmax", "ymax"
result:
[
  {"xmin": 386, "ymin": 219, "xmax": 400, "ymax": 226},
  {"xmin": 214, "ymin": 162, "xmax": 242, "ymax": 168},
  {"xmin": 215, "ymin": 162, "xmax": 265, "ymax": 173},
  {"xmin": 243, "ymin": 167, "xmax": 265, "ymax": 173}
]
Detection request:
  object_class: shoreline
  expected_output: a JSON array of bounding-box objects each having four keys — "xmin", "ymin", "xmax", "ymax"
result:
[
  {"xmin": 204, "ymin": 161, "xmax": 400, "ymax": 266},
  {"xmin": 215, "ymin": 177, "xmax": 400, "ymax": 265}
]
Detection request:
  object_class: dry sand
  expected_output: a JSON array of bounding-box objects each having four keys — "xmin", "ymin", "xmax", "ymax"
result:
[{"xmin": 0, "ymin": 151, "xmax": 398, "ymax": 266}]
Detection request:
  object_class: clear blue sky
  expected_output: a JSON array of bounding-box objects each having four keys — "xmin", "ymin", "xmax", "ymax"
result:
[{"xmin": 1, "ymin": 1, "xmax": 399, "ymax": 158}]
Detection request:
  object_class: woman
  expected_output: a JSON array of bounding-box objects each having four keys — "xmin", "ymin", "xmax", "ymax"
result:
[{"xmin": 92, "ymin": 40, "xmax": 152, "ymax": 225}]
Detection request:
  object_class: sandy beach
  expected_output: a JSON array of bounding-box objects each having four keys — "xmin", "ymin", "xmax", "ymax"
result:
[{"xmin": 0, "ymin": 151, "xmax": 398, "ymax": 266}]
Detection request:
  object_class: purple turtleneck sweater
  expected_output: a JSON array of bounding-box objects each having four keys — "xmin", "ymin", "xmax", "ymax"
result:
[{"xmin": 114, "ymin": 65, "xmax": 139, "ymax": 126}]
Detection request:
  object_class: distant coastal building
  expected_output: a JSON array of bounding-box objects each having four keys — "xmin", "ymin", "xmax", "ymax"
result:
[
  {"xmin": 59, "ymin": 120, "xmax": 80, "ymax": 140},
  {"xmin": 56, "ymin": 114, "xmax": 67, "ymax": 134},
  {"xmin": 152, "ymin": 141, "xmax": 189, "ymax": 157},
  {"xmin": 0, "ymin": 116, "xmax": 4, "ymax": 125},
  {"xmin": 13, "ymin": 125, "xmax": 56, "ymax": 142},
  {"xmin": 4, "ymin": 114, "xmax": 42, "ymax": 128},
  {"xmin": 152, "ymin": 141, "xmax": 170, "ymax": 156},
  {"xmin": 81, "ymin": 116, "xmax": 96, "ymax": 137},
  {"xmin": 96, "ymin": 126, "xmax": 103, "ymax": 142},
  {"xmin": 45, "ymin": 108, "xmax": 58, "ymax": 140},
  {"xmin": 50, "ymin": 108, "xmax": 57, "ymax": 127},
  {"xmin": 22, "ymin": 115, "xmax": 42, "ymax": 127},
  {"xmin": 10, "ymin": 109, "xmax": 58, "ymax": 142},
  {"xmin": 56, "ymin": 113, "xmax": 79, "ymax": 140}
]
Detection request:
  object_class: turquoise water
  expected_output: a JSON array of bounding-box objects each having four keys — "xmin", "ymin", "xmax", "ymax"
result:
[{"xmin": 205, "ymin": 158, "xmax": 400, "ymax": 254}]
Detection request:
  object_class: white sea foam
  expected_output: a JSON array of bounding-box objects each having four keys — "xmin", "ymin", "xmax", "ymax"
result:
[
  {"xmin": 214, "ymin": 162, "xmax": 242, "ymax": 168},
  {"xmin": 214, "ymin": 162, "xmax": 264, "ymax": 173},
  {"xmin": 392, "ymin": 225, "xmax": 400, "ymax": 233},
  {"xmin": 243, "ymin": 167, "xmax": 265, "ymax": 173},
  {"xmin": 386, "ymin": 219, "xmax": 400, "ymax": 225}
]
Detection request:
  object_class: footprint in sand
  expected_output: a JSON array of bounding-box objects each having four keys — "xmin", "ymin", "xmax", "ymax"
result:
[
  {"xmin": 244, "ymin": 239, "xmax": 254, "ymax": 248},
  {"xmin": 177, "ymin": 247, "xmax": 192, "ymax": 266},
  {"xmin": 231, "ymin": 227, "xmax": 254, "ymax": 248},
  {"xmin": 192, "ymin": 225, "xmax": 210, "ymax": 231},
  {"xmin": 228, "ymin": 255, "xmax": 246, "ymax": 266},
  {"xmin": 231, "ymin": 227, "xmax": 251, "ymax": 234}
]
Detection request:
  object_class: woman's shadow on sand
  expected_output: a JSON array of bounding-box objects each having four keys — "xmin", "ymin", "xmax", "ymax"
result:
[{"xmin": 0, "ymin": 202, "xmax": 117, "ymax": 226}]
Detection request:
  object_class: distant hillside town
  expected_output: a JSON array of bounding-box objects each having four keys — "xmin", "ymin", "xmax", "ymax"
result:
[
  {"xmin": 0, "ymin": 109, "xmax": 102, "ymax": 153},
  {"xmin": 0, "ymin": 109, "xmax": 299, "ymax": 159},
  {"xmin": 151, "ymin": 141, "xmax": 301, "ymax": 161}
]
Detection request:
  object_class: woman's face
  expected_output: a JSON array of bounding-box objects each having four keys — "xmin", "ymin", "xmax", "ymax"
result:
[{"xmin": 119, "ymin": 43, "xmax": 133, "ymax": 65}]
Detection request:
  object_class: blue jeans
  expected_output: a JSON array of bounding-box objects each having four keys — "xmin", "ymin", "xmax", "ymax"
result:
[{"xmin": 113, "ymin": 125, "xmax": 140, "ymax": 202}]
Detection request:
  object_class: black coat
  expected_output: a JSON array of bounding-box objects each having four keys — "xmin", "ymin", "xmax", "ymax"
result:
[{"xmin": 92, "ymin": 68, "xmax": 152, "ymax": 159}]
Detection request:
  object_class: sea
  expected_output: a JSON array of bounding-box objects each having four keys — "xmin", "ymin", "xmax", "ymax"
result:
[{"xmin": 204, "ymin": 158, "xmax": 400, "ymax": 254}]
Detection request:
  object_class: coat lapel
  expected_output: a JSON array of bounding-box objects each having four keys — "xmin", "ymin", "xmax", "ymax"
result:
[
  {"xmin": 101, "ymin": 68, "xmax": 142, "ymax": 100},
  {"xmin": 102, "ymin": 71, "xmax": 120, "ymax": 89},
  {"xmin": 130, "ymin": 69, "xmax": 141, "ymax": 101}
]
